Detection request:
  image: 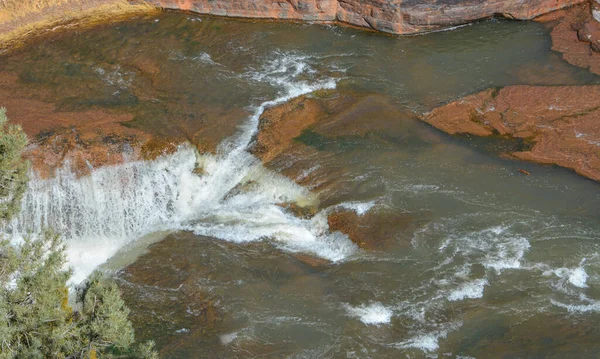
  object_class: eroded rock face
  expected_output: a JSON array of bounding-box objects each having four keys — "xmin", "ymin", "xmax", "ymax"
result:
[
  {"xmin": 539, "ymin": 1, "xmax": 600, "ymax": 75},
  {"xmin": 150, "ymin": 0, "xmax": 338, "ymax": 21},
  {"xmin": 422, "ymin": 85, "xmax": 600, "ymax": 182},
  {"xmin": 578, "ymin": 20, "xmax": 600, "ymax": 52},
  {"xmin": 148, "ymin": 0, "xmax": 585, "ymax": 34},
  {"xmin": 336, "ymin": 0, "xmax": 586, "ymax": 34}
]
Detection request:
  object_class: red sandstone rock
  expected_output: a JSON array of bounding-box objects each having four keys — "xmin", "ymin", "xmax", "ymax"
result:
[
  {"xmin": 540, "ymin": 2, "xmax": 600, "ymax": 75},
  {"xmin": 327, "ymin": 209, "xmax": 417, "ymax": 250},
  {"xmin": 251, "ymin": 89, "xmax": 429, "ymax": 249},
  {"xmin": 422, "ymin": 85, "xmax": 600, "ymax": 182},
  {"xmin": 148, "ymin": 0, "xmax": 585, "ymax": 34},
  {"xmin": 578, "ymin": 20, "xmax": 600, "ymax": 52},
  {"xmin": 118, "ymin": 234, "xmax": 222, "ymax": 356},
  {"xmin": 150, "ymin": 0, "xmax": 337, "ymax": 21}
]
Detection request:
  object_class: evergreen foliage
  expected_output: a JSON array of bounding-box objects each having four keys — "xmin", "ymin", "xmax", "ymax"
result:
[
  {"xmin": 0, "ymin": 107, "xmax": 28, "ymax": 222},
  {"xmin": 0, "ymin": 109, "xmax": 157, "ymax": 358}
]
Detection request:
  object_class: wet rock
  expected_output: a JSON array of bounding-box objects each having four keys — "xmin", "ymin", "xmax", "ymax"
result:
[
  {"xmin": 0, "ymin": 71, "xmax": 153, "ymax": 177},
  {"xmin": 140, "ymin": 137, "xmax": 180, "ymax": 161},
  {"xmin": 291, "ymin": 253, "xmax": 332, "ymax": 267},
  {"xmin": 251, "ymin": 87, "xmax": 433, "ymax": 250},
  {"xmin": 445, "ymin": 312, "xmax": 600, "ymax": 358},
  {"xmin": 421, "ymin": 85, "xmax": 600, "ymax": 182},
  {"xmin": 251, "ymin": 95, "xmax": 325, "ymax": 164},
  {"xmin": 251, "ymin": 87, "xmax": 412, "ymax": 166},
  {"xmin": 578, "ymin": 20, "xmax": 600, "ymax": 52},
  {"xmin": 0, "ymin": 39, "xmax": 246, "ymax": 176},
  {"xmin": 277, "ymin": 202, "xmax": 319, "ymax": 219},
  {"xmin": 250, "ymin": 87, "xmax": 419, "ymax": 209},
  {"xmin": 117, "ymin": 234, "xmax": 223, "ymax": 357},
  {"xmin": 327, "ymin": 208, "xmax": 420, "ymax": 250},
  {"xmin": 27, "ymin": 126, "xmax": 147, "ymax": 178},
  {"xmin": 149, "ymin": 0, "xmax": 585, "ymax": 34},
  {"xmin": 539, "ymin": 2, "xmax": 600, "ymax": 75}
]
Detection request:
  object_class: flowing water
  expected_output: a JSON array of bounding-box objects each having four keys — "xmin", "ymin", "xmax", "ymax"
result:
[{"xmin": 2, "ymin": 12, "xmax": 600, "ymax": 358}]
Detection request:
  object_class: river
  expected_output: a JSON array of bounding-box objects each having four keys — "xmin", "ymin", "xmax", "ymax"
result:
[{"xmin": 1, "ymin": 12, "xmax": 600, "ymax": 358}]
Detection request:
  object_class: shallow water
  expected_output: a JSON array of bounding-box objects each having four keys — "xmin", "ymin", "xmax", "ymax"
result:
[{"xmin": 2, "ymin": 12, "xmax": 600, "ymax": 358}]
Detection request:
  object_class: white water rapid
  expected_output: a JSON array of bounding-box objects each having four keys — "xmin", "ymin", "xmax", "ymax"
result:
[{"xmin": 3, "ymin": 52, "xmax": 357, "ymax": 284}]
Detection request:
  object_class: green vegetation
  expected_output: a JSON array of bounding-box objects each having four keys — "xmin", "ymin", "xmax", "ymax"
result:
[
  {"xmin": 0, "ymin": 108, "xmax": 28, "ymax": 222},
  {"xmin": 0, "ymin": 108, "xmax": 156, "ymax": 358}
]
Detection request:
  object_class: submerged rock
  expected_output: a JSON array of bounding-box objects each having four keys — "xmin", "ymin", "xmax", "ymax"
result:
[
  {"xmin": 252, "ymin": 87, "xmax": 430, "ymax": 250},
  {"xmin": 0, "ymin": 38, "xmax": 246, "ymax": 177},
  {"xmin": 251, "ymin": 87, "xmax": 413, "ymax": 167},
  {"xmin": 117, "ymin": 234, "xmax": 223, "ymax": 357},
  {"xmin": 250, "ymin": 87, "xmax": 415, "ymax": 204},
  {"xmin": 421, "ymin": 85, "xmax": 600, "ymax": 182},
  {"xmin": 327, "ymin": 208, "xmax": 424, "ymax": 250}
]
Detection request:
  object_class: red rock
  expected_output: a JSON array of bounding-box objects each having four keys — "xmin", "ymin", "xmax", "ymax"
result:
[
  {"xmin": 149, "ymin": 0, "xmax": 585, "ymax": 34},
  {"xmin": 540, "ymin": 2, "xmax": 600, "ymax": 75},
  {"xmin": 150, "ymin": 0, "xmax": 338, "ymax": 21},
  {"xmin": 251, "ymin": 88, "xmax": 411, "ymax": 166},
  {"xmin": 118, "ymin": 234, "xmax": 222, "ymax": 356},
  {"xmin": 327, "ymin": 208, "xmax": 423, "ymax": 250},
  {"xmin": 578, "ymin": 20, "xmax": 600, "ymax": 52},
  {"xmin": 421, "ymin": 85, "xmax": 600, "ymax": 182},
  {"xmin": 336, "ymin": 0, "xmax": 586, "ymax": 34}
]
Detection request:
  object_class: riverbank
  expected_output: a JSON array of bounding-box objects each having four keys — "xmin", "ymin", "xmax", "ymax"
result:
[
  {"xmin": 0, "ymin": 0, "xmax": 589, "ymax": 50},
  {"xmin": 0, "ymin": 0, "xmax": 158, "ymax": 49}
]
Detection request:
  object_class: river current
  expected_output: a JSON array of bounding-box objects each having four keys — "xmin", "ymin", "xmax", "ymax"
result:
[{"xmin": 2, "ymin": 12, "xmax": 600, "ymax": 358}]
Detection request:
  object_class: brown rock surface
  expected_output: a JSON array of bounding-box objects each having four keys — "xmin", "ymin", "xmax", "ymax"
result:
[
  {"xmin": 151, "ymin": 0, "xmax": 337, "ymax": 21},
  {"xmin": 578, "ymin": 18, "xmax": 600, "ymax": 52},
  {"xmin": 117, "ymin": 234, "xmax": 222, "ymax": 356},
  {"xmin": 0, "ymin": 71, "xmax": 151, "ymax": 177},
  {"xmin": 336, "ymin": 0, "xmax": 586, "ymax": 34},
  {"xmin": 251, "ymin": 88, "xmax": 412, "ymax": 167},
  {"xmin": 0, "ymin": 34, "xmax": 246, "ymax": 177},
  {"xmin": 149, "ymin": 0, "xmax": 585, "ymax": 34},
  {"xmin": 252, "ymin": 88, "xmax": 430, "ymax": 249},
  {"xmin": 328, "ymin": 208, "xmax": 424, "ymax": 250},
  {"xmin": 250, "ymin": 88, "xmax": 420, "ymax": 207},
  {"xmin": 422, "ymin": 85, "xmax": 600, "ymax": 182},
  {"xmin": 540, "ymin": 2, "xmax": 600, "ymax": 75}
]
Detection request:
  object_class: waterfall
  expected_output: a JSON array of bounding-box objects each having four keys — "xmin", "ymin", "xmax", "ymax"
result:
[{"xmin": 2, "ymin": 51, "xmax": 357, "ymax": 283}]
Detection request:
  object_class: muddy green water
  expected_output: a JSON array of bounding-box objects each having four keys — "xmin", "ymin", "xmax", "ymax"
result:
[{"xmin": 2, "ymin": 12, "xmax": 600, "ymax": 358}]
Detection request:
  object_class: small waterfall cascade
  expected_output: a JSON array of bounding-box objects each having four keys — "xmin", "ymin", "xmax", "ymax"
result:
[{"xmin": 2, "ymin": 52, "xmax": 357, "ymax": 283}]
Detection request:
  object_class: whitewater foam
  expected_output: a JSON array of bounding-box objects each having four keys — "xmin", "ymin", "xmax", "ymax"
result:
[
  {"xmin": 447, "ymin": 278, "xmax": 488, "ymax": 302},
  {"xmin": 337, "ymin": 200, "xmax": 376, "ymax": 216},
  {"xmin": 392, "ymin": 321, "xmax": 462, "ymax": 353},
  {"xmin": 344, "ymin": 302, "xmax": 393, "ymax": 325},
  {"xmin": 544, "ymin": 258, "xmax": 590, "ymax": 289},
  {"xmin": 551, "ymin": 297, "xmax": 600, "ymax": 313}
]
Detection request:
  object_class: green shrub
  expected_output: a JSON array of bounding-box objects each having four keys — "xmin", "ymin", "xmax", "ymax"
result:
[{"xmin": 0, "ymin": 108, "xmax": 157, "ymax": 358}]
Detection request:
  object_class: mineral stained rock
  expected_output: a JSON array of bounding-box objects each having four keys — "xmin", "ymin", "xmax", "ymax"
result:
[
  {"xmin": 421, "ymin": 85, "xmax": 600, "ymax": 182},
  {"xmin": 541, "ymin": 1, "xmax": 600, "ymax": 75},
  {"xmin": 149, "ymin": 0, "xmax": 585, "ymax": 34}
]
